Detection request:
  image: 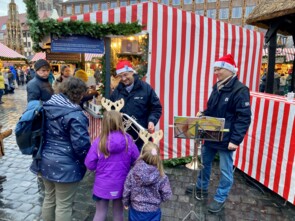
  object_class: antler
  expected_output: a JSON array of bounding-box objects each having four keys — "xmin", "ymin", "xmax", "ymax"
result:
[
  {"xmin": 101, "ymin": 97, "xmax": 124, "ymax": 111},
  {"xmin": 138, "ymin": 130, "xmax": 163, "ymax": 145}
]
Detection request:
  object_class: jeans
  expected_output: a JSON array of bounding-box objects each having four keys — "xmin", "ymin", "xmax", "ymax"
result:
[
  {"xmin": 196, "ymin": 145, "xmax": 234, "ymax": 203},
  {"xmin": 42, "ymin": 178, "xmax": 79, "ymax": 221},
  {"xmin": 0, "ymin": 89, "xmax": 3, "ymax": 102}
]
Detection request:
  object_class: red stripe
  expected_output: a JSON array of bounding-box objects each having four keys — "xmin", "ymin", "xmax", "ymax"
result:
[
  {"xmin": 215, "ymin": 21, "xmax": 221, "ymax": 61},
  {"xmin": 195, "ymin": 16, "xmax": 204, "ymax": 114},
  {"xmin": 168, "ymin": 7, "xmax": 178, "ymax": 159},
  {"xmin": 176, "ymin": 10, "xmax": 187, "ymax": 158},
  {"xmin": 255, "ymin": 99, "xmax": 269, "ymax": 181},
  {"xmin": 142, "ymin": 2, "xmax": 148, "ymax": 30},
  {"xmin": 223, "ymin": 23, "xmax": 228, "ymax": 55},
  {"xmin": 150, "ymin": 3, "xmax": 158, "ymax": 90},
  {"xmin": 84, "ymin": 13, "xmax": 90, "ymax": 22},
  {"xmin": 96, "ymin": 11, "xmax": 103, "ymax": 23},
  {"xmin": 70, "ymin": 15, "xmax": 77, "ymax": 21},
  {"xmin": 241, "ymin": 28, "xmax": 248, "ymax": 85},
  {"xmin": 108, "ymin": 9, "xmax": 115, "ymax": 23},
  {"xmin": 120, "ymin": 6, "xmax": 126, "ymax": 23},
  {"xmin": 159, "ymin": 5, "xmax": 168, "ymax": 156},
  {"xmin": 283, "ymin": 114, "xmax": 295, "ymax": 199},
  {"xmin": 240, "ymin": 96, "xmax": 253, "ymax": 171},
  {"xmin": 185, "ymin": 14, "xmax": 196, "ymax": 156},
  {"xmin": 264, "ymin": 101, "xmax": 279, "ymax": 187},
  {"xmin": 131, "ymin": 5, "xmax": 138, "ymax": 23},
  {"xmin": 273, "ymin": 105, "xmax": 290, "ymax": 193},
  {"xmin": 230, "ymin": 25, "xmax": 236, "ymax": 56},
  {"xmin": 248, "ymin": 97, "xmax": 260, "ymax": 176},
  {"xmin": 203, "ymin": 18, "xmax": 212, "ymax": 108}
]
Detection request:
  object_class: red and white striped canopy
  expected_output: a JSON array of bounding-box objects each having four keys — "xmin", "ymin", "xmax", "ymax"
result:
[
  {"xmin": 262, "ymin": 47, "xmax": 295, "ymax": 62},
  {"xmin": 59, "ymin": 2, "xmax": 264, "ymax": 159},
  {"xmin": 0, "ymin": 42, "xmax": 26, "ymax": 59}
]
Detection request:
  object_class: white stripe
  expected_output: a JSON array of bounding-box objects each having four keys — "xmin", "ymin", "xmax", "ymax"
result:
[
  {"xmin": 102, "ymin": 10, "xmax": 109, "ymax": 24},
  {"xmin": 207, "ymin": 18, "xmax": 216, "ymax": 106},
  {"xmin": 90, "ymin": 12, "xmax": 96, "ymax": 23},
  {"xmin": 137, "ymin": 3, "xmax": 143, "ymax": 26},
  {"xmin": 125, "ymin": 5, "xmax": 132, "ymax": 23},
  {"xmin": 77, "ymin": 14, "xmax": 84, "ymax": 21},
  {"xmin": 114, "ymin": 7, "xmax": 121, "ymax": 23}
]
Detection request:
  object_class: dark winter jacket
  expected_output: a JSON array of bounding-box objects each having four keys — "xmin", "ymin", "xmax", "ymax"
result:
[
  {"xmin": 123, "ymin": 159, "xmax": 172, "ymax": 212},
  {"xmin": 203, "ymin": 76, "xmax": 251, "ymax": 150},
  {"xmin": 27, "ymin": 74, "xmax": 54, "ymax": 102},
  {"xmin": 30, "ymin": 94, "xmax": 91, "ymax": 183},
  {"xmin": 110, "ymin": 75, "xmax": 162, "ymax": 129},
  {"xmin": 85, "ymin": 132, "xmax": 139, "ymax": 199}
]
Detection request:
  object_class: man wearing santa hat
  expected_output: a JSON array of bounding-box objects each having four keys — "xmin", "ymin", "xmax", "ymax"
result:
[
  {"xmin": 110, "ymin": 60, "xmax": 162, "ymax": 150},
  {"xmin": 186, "ymin": 54, "xmax": 251, "ymax": 213}
]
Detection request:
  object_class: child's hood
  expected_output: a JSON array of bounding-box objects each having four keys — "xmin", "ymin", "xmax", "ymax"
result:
[
  {"xmin": 133, "ymin": 159, "xmax": 160, "ymax": 185},
  {"xmin": 107, "ymin": 131, "xmax": 131, "ymax": 154}
]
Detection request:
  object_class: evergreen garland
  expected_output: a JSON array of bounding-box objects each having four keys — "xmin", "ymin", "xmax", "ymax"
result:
[{"xmin": 25, "ymin": 0, "xmax": 143, "ymax": 52}]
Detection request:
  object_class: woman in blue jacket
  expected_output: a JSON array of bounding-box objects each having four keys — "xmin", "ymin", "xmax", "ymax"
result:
[{"xmin": 30, "ymin": 77, "xmax": 90, "ymax": 221}]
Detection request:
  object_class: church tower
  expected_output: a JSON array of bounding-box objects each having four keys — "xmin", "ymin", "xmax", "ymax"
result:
[{"xmin": 6, "ymin": 0, "xmax": 24, "ymax": 54}]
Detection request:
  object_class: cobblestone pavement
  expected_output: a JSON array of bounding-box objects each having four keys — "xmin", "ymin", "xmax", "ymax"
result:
[{"xmin": 1, "ymin": 86, "xmax": 295, "ymax": 221}]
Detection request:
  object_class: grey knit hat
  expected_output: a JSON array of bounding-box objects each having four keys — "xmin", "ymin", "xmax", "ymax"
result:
[{"xmin": 34, "ymin": 59, "xmax": 50, "ymax": 71}]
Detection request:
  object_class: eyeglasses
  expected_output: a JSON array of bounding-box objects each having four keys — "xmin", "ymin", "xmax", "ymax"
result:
[{"xmin": 117, "ymin": 72, "xmax": 133, "ymax": 79}]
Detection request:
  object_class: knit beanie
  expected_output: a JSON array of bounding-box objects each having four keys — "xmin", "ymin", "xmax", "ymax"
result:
[
  {"xmin": 116, "ymin": 60, "xmax": 134, "ymax": 75},
  {"xmin": 74, "ymin": 69, "xmax": 88, "ymax": 82},
  {"xmin": 34, "ymin": 59, "xmax": 50, "ymax": 71},
  {"xmin": 214, "ymin": 54, "xmax": 238, "ymax": 74}
]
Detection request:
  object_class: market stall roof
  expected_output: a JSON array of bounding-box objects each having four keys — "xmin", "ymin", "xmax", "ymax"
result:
[
  {"xmin": 246, "ymin": 0, "xmax": 295, "ymax": 36},
  {"xmin": 0, "ymin": 42, "xmax": 26, "ymax": 60},
  {"xmin": 30, "ymin": 52, "xmax": 102, "ymax": 62},
  {"xmin": 262, "ymin": 47, "xmax": 295, "ymax": 62}
]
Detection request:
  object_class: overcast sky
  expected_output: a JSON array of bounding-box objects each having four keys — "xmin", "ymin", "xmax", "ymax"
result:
[{"xmin": 0, "ymin": 0, "xmax": 26, "ymax": 16}]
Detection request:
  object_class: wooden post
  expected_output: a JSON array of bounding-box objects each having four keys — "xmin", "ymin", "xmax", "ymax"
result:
[{"xmin": 265, "ymin": 33, "xmax": 276, "ymax": 94}]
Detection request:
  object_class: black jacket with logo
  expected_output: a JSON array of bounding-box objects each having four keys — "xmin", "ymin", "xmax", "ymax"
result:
[
  {"xmin": 110, "ymin": 75, "xmax": 162, "ymax": 129},
  {"xmin": 203, "ymin": 76, "xmax": 251, "ymax": 150}
]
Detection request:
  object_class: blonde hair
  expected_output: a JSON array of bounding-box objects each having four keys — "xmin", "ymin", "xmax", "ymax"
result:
[
  {"xmin": 99, "ymin": 110, "xmax": 128, "ymax": 157},
  {"xmin": 140, "ymin": 142, "xmax": 164, "ymax": 176}
]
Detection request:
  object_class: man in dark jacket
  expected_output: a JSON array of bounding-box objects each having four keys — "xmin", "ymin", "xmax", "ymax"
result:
[
  {"xmin": 110, "ymin": 60, "xmax": 162, "ymax": 150},
  {"xmin": 186, "ymin": 54, "xmax": 251, "ymax": 213},
  {"xmin": 27, "ymin": 59, "xmax": 54, "ymax": 102}
]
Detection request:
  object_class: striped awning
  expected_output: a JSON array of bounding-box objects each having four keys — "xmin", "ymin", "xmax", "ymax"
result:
[
  {"xmin": 0, "ymin": 42, "xmax": 26, "ymax": 59},
  {"xmin": 58, "ymin": 2, "xmax": 263, "ymax": 160},
  {"xmin": 262, "ymin": 47, "xmax": 295, "ymax": 62},
  {"xmin": 85, "ymin": 53, "xmax": 102, "ymax": 62}
]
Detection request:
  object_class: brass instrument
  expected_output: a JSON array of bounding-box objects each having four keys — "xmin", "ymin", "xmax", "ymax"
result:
[
  {"xmin": 185, "ymin": 140, "xmax": 203, "ymax": 170},
  {"xmin": 122, "ymin": 113, "xmax": 146, "ymax": 133}
]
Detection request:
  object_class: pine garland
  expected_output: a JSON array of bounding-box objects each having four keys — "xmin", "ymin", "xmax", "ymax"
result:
[{"xmin": 25, "ymin": 0, "xmax": 143, "ymax": 52}]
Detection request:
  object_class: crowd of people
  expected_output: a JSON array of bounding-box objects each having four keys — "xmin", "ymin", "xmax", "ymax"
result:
[{"xmin": 1, "ymin": 54, "xmax": 257, "ymax": 219}]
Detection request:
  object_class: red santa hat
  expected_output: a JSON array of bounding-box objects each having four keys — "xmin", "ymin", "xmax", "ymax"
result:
[
  {"xmin": 116, "ymin": 60, "xmax": 135, "ymax": 75},
  {"xmin": 214, "ymin": 54, "xmax": 238, "ymax": 74}
]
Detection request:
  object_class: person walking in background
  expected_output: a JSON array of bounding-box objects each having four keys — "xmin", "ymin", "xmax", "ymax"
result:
[
  {"xmin": 186, "ymin": 54, "xmax": 251, "ymax": 213},
  {"xmin": 123, "ymin": 142, "xmax": 172, "ymax": 221},
  {"xmin": 27, "ymin": 59, "xmax": 54, "ymax": 102},
  {"xmin": 53, "ymin": 65, "xmax": 72, "ymax": 92},
  {"xmin": 110, "ymin": 60, "xmax": 162, "ymax": 151},
  {"xmin": 30, "ymin": 77, "xmax": 90, "ymax": 221},
  {"xmin": 0, "ymin": 71, "xmax": 5, "ymax": 104},
  {"xmin": 85, "ymin": 110, "xmax": 139, "ymax": 221},
  {"xmin": 18, "ymin": 66, "xmax": 25, "ymax": 86},
  {"xmin": 259, "ymin": 72, "xmax": 266, "ymax": 92}
]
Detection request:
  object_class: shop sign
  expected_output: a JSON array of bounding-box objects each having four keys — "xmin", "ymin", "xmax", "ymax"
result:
[
  {"xmin": 46, "ymin": 52, "xmax": 81, "ymax": 61},
  {"xmin": 51, "ymin": 35, "xmax": 105, "ymax": 54},
  {"xmin": 262, "ymin": 56, "xmax": 285, "ymax": 64}
]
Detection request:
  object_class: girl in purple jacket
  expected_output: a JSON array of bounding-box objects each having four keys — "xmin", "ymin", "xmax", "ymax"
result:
[
  {"xmin": 123, "ymin": 142, "xmax": 172, "ymax": 221},
  {"xmin": 85, "ymin": 110, "xmax": 139, "ymax": 221}
]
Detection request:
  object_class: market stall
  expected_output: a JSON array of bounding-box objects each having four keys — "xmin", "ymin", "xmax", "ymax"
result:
[
  {"xmin": 0, "ymin": 42, "xmax": 27, "ymax": 65},
  {"xmin": 234, "ymin": 91, "xmax": 295, "ymax": 205},
  {"xmin": 58, "ymin": 1, "xmax": 264, "ymax": 159}
]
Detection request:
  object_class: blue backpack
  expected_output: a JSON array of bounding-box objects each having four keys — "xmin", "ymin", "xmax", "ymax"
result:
[{"xmin": 15, "ymin": 100, "xmax": 45, "ymax": 159}]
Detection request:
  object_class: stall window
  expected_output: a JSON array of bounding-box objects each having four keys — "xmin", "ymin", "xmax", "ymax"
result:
[
  {"xmin": 1, "ymin": 24, "xmax": 6, "ymax": 30},
  {"xmin": 120, "ymin": 1, "xmax": 127, "ymax": 6},
  {"xmin": 28, "ymin": 42, "xmax": 31, "ymax": 47},
  {"xmin": 232, "ymin": 7, "xmax": 242, "ymax": 18},
  {"xmin": 184, "ymin": 0, "xmax": 192, "ymax": 4},
  {"xmin": 23, "ymin": 32, "xmax": 26, "ymax": 38},
  {"xmin": 92, "ymin": 3, "xmax": 98, "ymax": 11},
  {"xmin": 66, "ymin": 5, "xmax": 72, "ymax": 15},
  {"xmin": 195, "ymin": 0, "xmax": 204, "ymax": 3},
  {"xmin": 110, "ymin": 1, "xmax": 117, "ymax": 8},
  {"xmin": 219, "ymin": 8, "xmax": 229, "ymax": 19},
  {"xmin": 101, "ymin": 2, "xmax": 108, "ymax": 10},
  {"xmin": 207, "ymin": 9, "xmax": 216, "ymax": 19},
  {"xmin": 207, "ymin": 0, "xmax": 216, "ymax": 2},
  {"xmin": 27, "ymin": 33, "xmax": 30, "ymax": 37},
  {"xmin": 195, "ymin": 10, "xmax": 204, "ymax": 16},
  {"xmin": 172, "ymin": 0, "xmax": 180, "ymax": 5},
  {"xmin": 161, "ymin": 0, "xmax": 169, "ymax": 5},
  {"xmin": 245, "ymin": 5, "xmax": 255, "ymax": 17},
  {"xmin": 83, "ymin": 4, "xmax": 89, "ymax": 13},
  {"xmin": 74, "ymin": 5, "xmax": 80, "ymax": 14}
]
